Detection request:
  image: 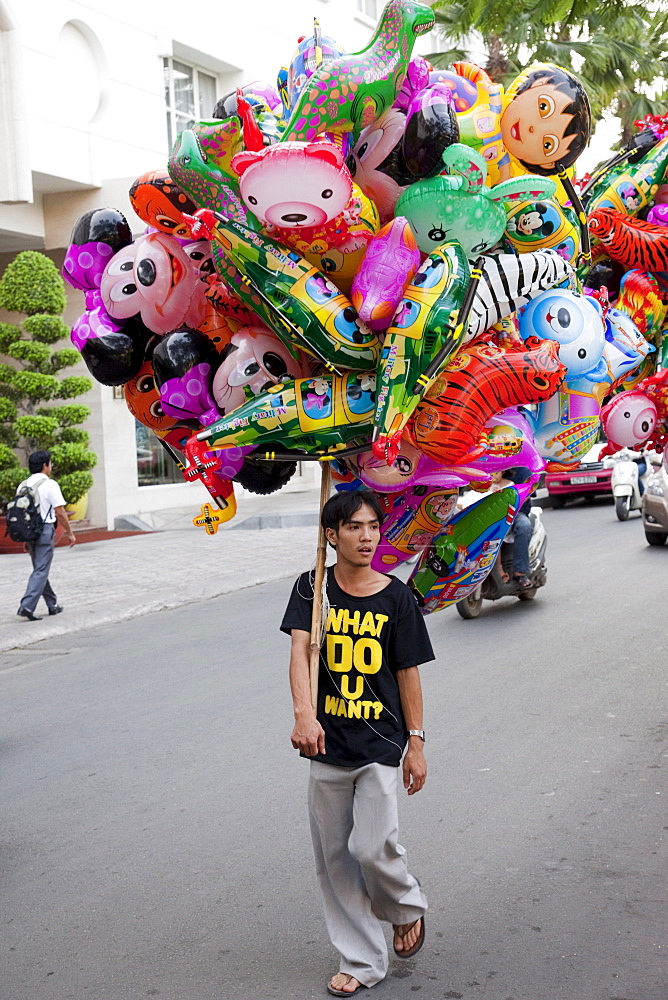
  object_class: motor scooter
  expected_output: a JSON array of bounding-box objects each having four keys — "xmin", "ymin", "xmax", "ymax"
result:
[
  {"xmin": 455, "ymin": 506, "xmax": 548, "ymax": 619},
  {"xmin": 606, "ymin": 448, "xmax": 660, "ymax": 521}
]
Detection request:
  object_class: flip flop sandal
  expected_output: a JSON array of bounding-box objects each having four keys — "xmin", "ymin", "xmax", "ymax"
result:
[
  {"xmin": 393, "ymin": 915, "xmax": 425, "ymax": 959},
  {"xmin": 327, "ymin": 974, "xmax": 366, "ymax": 996},
  {"xmin": 514, "ymin": 573, "xmax": 533, "ymax": 590}
]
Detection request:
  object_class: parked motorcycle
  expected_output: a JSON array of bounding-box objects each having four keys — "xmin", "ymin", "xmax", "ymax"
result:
[
  {"xmin": 456, "ymin": 506, "xmax": 548, "ymax": 619},
  {"xmin": 605, "ymin": 448, "xmax": 660, "ymax": 521}
]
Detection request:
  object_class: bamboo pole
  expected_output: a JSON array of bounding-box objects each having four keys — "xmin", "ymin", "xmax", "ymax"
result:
[{"xmin": 309, "ymin": 461, "xmax": 331, "ymax": 711}]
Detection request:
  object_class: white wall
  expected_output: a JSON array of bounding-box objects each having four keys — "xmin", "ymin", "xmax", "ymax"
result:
[{"xmin": 5, "ymin": 0, "xmax": 440, "ymax": 210}]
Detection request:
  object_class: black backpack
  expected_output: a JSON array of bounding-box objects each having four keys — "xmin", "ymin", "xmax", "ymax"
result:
[{"xmin": 5, "ymin": 475, "xmax": 49, "ymax": 543}]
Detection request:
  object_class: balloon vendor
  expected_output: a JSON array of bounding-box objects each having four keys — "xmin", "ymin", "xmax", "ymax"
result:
[{"xmin": 60, "ymin": 0, "xmax": 667, "ymax": 625}]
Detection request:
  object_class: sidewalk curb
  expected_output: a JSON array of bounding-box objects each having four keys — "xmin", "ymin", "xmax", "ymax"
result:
[
  {"xmin": 229, "ymin": 512, "xmax": 320, "ymax": 530},
  {"xmin": 1, "ymin": 512, "xmax": 324, "ymax": 655}
]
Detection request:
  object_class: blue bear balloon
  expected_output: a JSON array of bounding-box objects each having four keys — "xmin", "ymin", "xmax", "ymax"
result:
[{"xmin": 518, "ymin": 288, "xmax": 608, "ymax": 383}]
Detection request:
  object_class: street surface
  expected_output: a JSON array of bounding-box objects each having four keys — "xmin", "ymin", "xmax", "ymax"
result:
[{"xmin": 1, "ymin": 501, "xmax": 667, "ymax": 1000}]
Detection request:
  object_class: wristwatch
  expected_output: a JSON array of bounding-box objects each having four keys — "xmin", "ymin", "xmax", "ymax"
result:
[{"xmin": 408, "ymin": 729, "xmax": 425, "ymax": 742}]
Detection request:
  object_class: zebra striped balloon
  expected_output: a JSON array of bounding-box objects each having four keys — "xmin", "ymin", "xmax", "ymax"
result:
[{"xmin": 466, "ymin": 249, "xmax": 574, "ymax": 343}]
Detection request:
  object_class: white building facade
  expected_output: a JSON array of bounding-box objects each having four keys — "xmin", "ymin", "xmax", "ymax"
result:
[{"xmin": 0, "ymin": 0, "xmax": 441, "ymax": 528}]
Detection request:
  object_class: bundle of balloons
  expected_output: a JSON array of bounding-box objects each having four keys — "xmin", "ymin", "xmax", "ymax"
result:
[{"xmin": 61, "ymin": 0, "xmax": 668, "ymax": 615}]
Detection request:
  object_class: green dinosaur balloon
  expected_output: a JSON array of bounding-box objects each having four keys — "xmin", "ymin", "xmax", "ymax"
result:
[
  {"xmin": 194, "ymin": 372, "xmax": 377, "ymax": 456},
  {"xmin": 396, "ymin": 143, "xmax": 556, "ymax": 258},
  {"xmin": 169, "ymin": 126, "xmax": 260, "ymax": 229},
  {"xmin": 281, "ymin": 0, "xmax": 435, "ymax": 144},
  {"xmin": 372, "ymin": 240, "xmax": 471, "ymax": 462},
  {"xmin": 207, "ymin": 214, "xmax": 381, "ymax": 373}
]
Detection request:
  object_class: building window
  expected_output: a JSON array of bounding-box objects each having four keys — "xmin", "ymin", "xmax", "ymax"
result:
[
  {"xmin": 356, "ymin": 0, "xmax": 378, "ymax": 19},
  {"xmin": 136, "ymin": 421, "xmax": 183, "ymax": 486},
  {"xmin": 163, "ymin": 57, "xmax": 217, "ymax": 149}
]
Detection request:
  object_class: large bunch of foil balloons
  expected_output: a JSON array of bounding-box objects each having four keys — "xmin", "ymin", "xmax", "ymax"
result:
[{"xmin": 61, "ymin": 0, "xmax": 668, "ymax": 614}]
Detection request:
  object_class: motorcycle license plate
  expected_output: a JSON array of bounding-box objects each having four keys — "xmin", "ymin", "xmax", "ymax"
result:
[{"xmin": 572, "ymin": 475, "xmax": 596, "ymax": 484}]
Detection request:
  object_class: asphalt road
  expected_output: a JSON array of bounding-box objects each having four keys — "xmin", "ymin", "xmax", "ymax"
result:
[{"xmin": 1, "ymin": 500, "xmax": 667, "ymax": 1000}]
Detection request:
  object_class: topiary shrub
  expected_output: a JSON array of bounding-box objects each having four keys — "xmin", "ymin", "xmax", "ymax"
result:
[
  {"xmin": 0, "ymin": 251, "xmax": 67, "ymax": 316},
  {"xmin": 0, "ymin": 251, "xmax": 97, "ymax": 509}
]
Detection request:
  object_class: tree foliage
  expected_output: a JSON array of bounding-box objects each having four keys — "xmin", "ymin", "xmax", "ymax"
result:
[
  {"xmin": 23, "ymin": 314, "xmax": 70, "ymax": 343},
  {"xmin": 432, "ymin": 0, "xmax": 668, "ymax": 143},
  {"xmin": 0, "ymin": 251, "xmax": 96, "ymax": 507}
]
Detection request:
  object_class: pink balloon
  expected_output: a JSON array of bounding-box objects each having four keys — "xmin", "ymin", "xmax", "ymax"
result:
[
  {"xmin": 464, "ymin": 407, "xmax": 546, "ymax": 478},
  {"xmin": 350, "ymin": 410, "xmax": 543, "ymax": 494},
  {"xmin": 601, "ymin": 391, "xmax": 657, "ymax": 449},
  {"xmin": 101, "ymin": 231, "xmax": 202, "ymax": 335},
  {"xmin": 647, "ymin": 203, "xmax": 668, "ymax": 226},
  {"xmin": 231, "ymin": 140, "xmax": 352, "ymax": 228},
  {"xmin": 351, "ymin": 217, "xmax": 421, "ymax": 330},
  {"xmin": 353, "ymin": 439, "xmax": 470, "ymax": 493},
  {"xmin": 211, "ymin": 325, "xmax": 311, "ymax": 417}
]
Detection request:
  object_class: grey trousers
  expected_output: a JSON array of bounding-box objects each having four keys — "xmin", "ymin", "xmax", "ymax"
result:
[
  {"xmin": 20, "ymin": 523, "xmax": 57, "ymax": 614},
  {"xmin": 308, "ymin": 760, "xmax": 427, "ymax": 987}
]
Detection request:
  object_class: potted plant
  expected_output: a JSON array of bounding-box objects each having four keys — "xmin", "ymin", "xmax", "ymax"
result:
[{"xmin": 0, "ymin": 251, "xmax": 97, "ymax": 549}]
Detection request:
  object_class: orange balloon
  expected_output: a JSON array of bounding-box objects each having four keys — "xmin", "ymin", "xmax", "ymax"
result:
[{"xmin": 406, "ymin": 338, "xmax": 566, "ymax": 466}]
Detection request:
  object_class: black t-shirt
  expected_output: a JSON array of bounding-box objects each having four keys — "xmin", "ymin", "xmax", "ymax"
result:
[{"xmin": 280, "ymin": 566, "xmax": 435, "ymax": 768}]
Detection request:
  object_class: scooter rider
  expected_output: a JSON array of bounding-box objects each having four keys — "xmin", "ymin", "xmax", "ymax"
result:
[
  {"xmin": 458, "ymin": 468, "xmax": 534, "ymax": 589},
  {"xmin": 619, "ymin": 447, "xmax": 648, "ymax": 495},
  {"xmin": 504, "ymin": 466, "xmax": 534, "ymax": 590}
]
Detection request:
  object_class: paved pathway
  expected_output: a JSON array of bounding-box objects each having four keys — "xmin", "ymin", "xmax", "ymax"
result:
[{"xmin": 1, "ymin": 486, "xmax": 328, "ymax": 654}]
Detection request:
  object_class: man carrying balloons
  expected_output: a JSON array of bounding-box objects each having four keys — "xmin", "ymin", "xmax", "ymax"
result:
[{"xmin": 281, "ymin": 490, "xmax": 434, "ymax": 997}]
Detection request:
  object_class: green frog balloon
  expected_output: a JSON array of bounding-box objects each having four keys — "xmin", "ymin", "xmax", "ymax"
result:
[{"xmin": 396, "ymin": 143, "xmax": 556, "ymax": 259}]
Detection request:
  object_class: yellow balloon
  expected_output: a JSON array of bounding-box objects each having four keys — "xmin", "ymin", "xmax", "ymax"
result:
[{"xmin": 505, "ymin": 197, "xmax": 580, "ymax": 264}]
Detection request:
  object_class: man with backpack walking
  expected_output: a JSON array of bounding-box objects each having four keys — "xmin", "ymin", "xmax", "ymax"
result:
[{"xmin": 14, "ymin": 450, "xmax": 76, "ymax": 622}]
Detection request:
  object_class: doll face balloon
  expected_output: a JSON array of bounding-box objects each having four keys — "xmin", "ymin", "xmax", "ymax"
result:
[
  {"xmin": 354, "ymin": 439, "xmax": 429, "ymax": 491},
  {"xmin": 101, "ymin": 232, "xmax": 202, "ymax": 335},
  {"xmin": 211, "ymin": 326, "xmax": 309, "ymax": 416},
  {"xmin": 500, "ymin": 63, "xmax": 591, "ymax": 174}
]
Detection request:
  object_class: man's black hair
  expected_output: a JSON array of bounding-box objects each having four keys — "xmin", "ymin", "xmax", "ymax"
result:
[
  {"xmin": 28, "ymin": 450, "xmax": 51, "ymax": 475},
  {"xmin": 512, "ymin": 66, "xmax": 591, "ymax": 175},
  {"xmin": 321, "ymin": 489, "xmax": 384, "ymax": 535}
]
